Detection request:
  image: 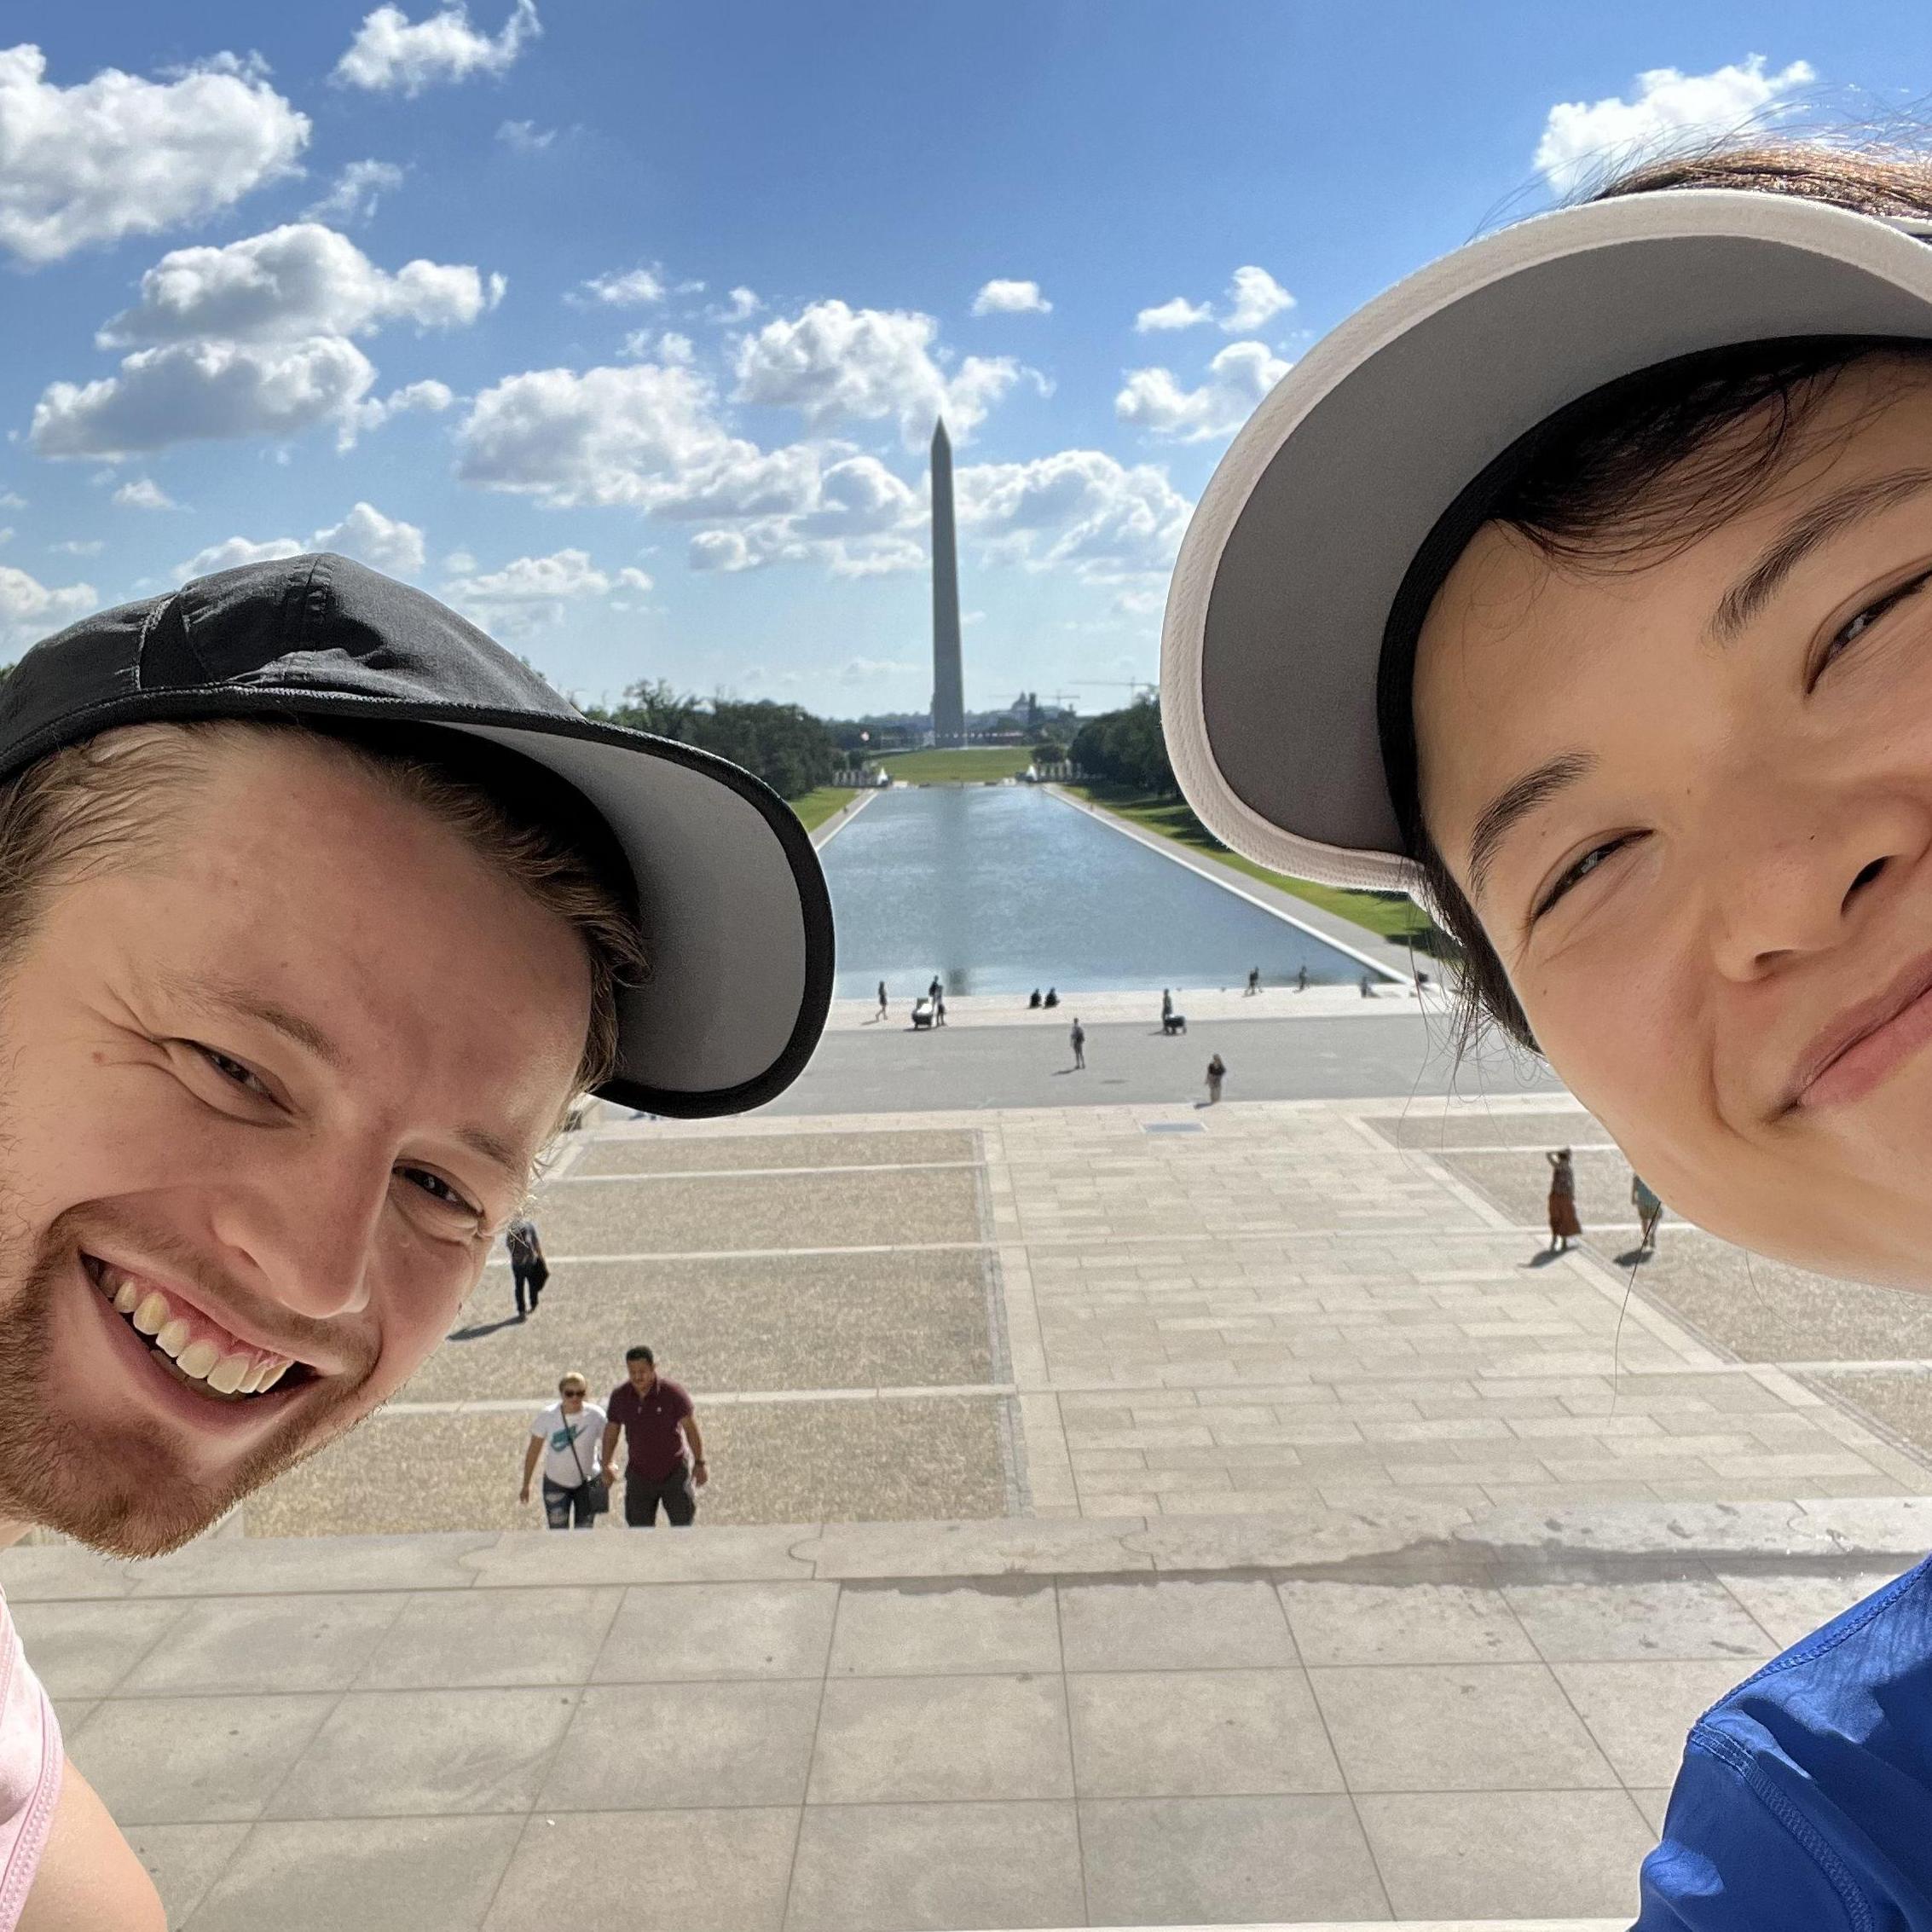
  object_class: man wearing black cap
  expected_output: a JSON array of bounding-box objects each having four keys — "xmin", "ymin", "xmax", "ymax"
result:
[{"xmin": 0, "ymin": 554, "xmax": 832, "ymax": 1926}]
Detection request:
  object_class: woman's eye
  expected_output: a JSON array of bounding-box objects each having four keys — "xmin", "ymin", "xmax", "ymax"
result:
[
  {"xmin": 1819, "ymin": 568, "xmax": 1932, "ymax": 677},
  {"xmin": 1534, "ymin": 836, "xmax": 1634, "ymax": 923}
]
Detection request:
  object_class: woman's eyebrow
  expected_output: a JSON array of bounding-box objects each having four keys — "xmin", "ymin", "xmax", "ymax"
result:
[
  {"xmin": 1466, "ymin": 751, "xmax": 1595, "ymax": 904},
  {"xmin": 1709, "ymin": 466, "xmax": 1932, "ymax": 644}
]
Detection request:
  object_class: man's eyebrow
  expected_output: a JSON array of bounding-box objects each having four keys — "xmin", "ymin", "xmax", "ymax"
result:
[
  {"xmin": 456, "ymin": 1124, "xmax": 528, "ymax": 1185},
  {"xmin": 1466, "ymin": 751, "xmax": 1595, "ymax": 906},
  {"xmin": 153, "ymin": 969, "xmax": 346, "ymax": 1071},
  {"xmin": 1710, "ymin": 467, "xmax": 1932, "ymax": 645}
]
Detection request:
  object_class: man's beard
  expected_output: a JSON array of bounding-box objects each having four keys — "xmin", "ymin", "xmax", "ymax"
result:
[{"xmin": 0, "ymin": 1203, "xmax": 370, "ymax": 1559}]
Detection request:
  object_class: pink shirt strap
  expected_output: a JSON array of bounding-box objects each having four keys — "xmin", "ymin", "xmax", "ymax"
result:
[{"xmin": 0, "ymin": 1590, "xmax": 61, "ymax": 1930}]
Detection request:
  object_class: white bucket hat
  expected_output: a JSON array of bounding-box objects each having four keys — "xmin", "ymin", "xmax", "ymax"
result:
[{"xmin": 1161, "ymin": 188, "xmax": 1932, "ymax": 894}]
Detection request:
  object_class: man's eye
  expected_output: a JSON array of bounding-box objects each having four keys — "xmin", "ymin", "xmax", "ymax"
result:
[
  {"xmin": 194, "ymin": 1044, "xmax": 269, "ymax": 1096},
  {"xmin": 399, "ymin": 1166, "xmax": 482, "ymax": 1218}
]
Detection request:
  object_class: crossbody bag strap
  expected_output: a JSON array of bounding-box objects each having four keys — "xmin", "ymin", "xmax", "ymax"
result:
[{"xmin": 563, "ymin": 1410, "xmax": 594, "ymax": 1488}]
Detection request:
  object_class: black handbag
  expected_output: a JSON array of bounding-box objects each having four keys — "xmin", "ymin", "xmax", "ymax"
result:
[{"xmin": 563, "ymin": 1409, "xmax": 610, "ymax": 1517}]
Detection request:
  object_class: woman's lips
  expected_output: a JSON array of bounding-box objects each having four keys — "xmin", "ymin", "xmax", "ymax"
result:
[{"xmin": 1794, "ymin": 963, "xmax": 1932, "ymax": 1110}]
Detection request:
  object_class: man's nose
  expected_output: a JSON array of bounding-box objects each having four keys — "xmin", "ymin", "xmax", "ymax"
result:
[
  {"xmin": 205, "ymin": 1146, "xmax": 389, "ymax": 1321},
  {"xmin": 1704, "ymin": 783, "xmax": 1932, "ymax": 981}
]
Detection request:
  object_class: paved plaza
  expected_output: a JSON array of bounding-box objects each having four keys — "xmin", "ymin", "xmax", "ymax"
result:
[
  {"xmin": 15, "ymin": 1063, "xmax": 1932, "ymax": 1924},
  {"xmin": 12, "ymin": 1498, "xmax": 1929, "ymax": 1929}
]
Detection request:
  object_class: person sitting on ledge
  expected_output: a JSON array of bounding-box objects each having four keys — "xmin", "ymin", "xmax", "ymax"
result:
[
  {"xmin": 1043, "ymin": 986, "xmax": 1059, "ymax": 1007},
  {"xmin": 1028, "ymin": 988, "xmax": 1042, "ymax": 1009}
]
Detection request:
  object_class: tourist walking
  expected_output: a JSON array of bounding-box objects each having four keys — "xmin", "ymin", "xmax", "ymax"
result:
[
  {"xmin": 601, "ymin": 1345, "xmax": 708, "ymax": 1528},
  {"xmin": 1070, "ymin": 1017, "xmax": 1085, "ymax": 1070},
  {"xmin": 876, "ymin": 980, "xmax": 888, "ymax": 1020},
  {"xmin": 1546, "ymin": 1148, "xmax": 1581, "ymax": 1254},
  {"xmin": 1161, "ymin": 987, "xmax": 1173, "ymax": 1021},
  {"xmin": 1205, "ymin": 1053, "xmax": 1226, "ymax": 1104},
  {"xmin": 1246, "ymin": 966, "xmax": 1260, "ymax": 996},
  {"xmin": 928, "ymin": 974, "xmax": 942, "ymax": 1004},
  {"xmin": 1632, "ymin": 1174, "xmax": 1663, "ymax": 1253},
  {"xmin": 520, "ymin": 1373, "xmax": 609, "ymax": 1529},
  {"xmin": 1296, "ymin": 964, "xmax": 1309, "ymax": 992},
  {"xmin": 507, "ymin": 1213, "xmax": 548, "ymax": 1320},
  {"xmin": 1358, "ymin": 971, "xmax": 1375, "ymax": 998},
  {"xmin": 934, "ymin": 992, "xmax": 947, "ymax": 1026}
]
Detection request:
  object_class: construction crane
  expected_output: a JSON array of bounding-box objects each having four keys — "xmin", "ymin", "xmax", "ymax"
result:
[{"xmin": 1066, "ymin": 679, "xmax": 1157, "ymax": 699}]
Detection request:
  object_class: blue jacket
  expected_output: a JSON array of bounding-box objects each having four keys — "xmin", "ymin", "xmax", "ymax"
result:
[{"xmin": 1637, "ymin": 1554, "xmax": 1932, "ymax": 1929}]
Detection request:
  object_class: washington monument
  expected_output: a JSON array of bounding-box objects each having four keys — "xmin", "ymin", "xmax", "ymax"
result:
[{"xmin": 929, "ymin": 417, "xmax": 965, "ymax": 748}]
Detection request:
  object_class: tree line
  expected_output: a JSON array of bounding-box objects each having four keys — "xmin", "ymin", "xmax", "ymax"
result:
[
  {"xmin": 1070, "ymin": 696, "xmax": 1174, "ymax": 795},
  {"xmin": 585, "ymin": 680, "xmax": 842, "ymax": 800}
]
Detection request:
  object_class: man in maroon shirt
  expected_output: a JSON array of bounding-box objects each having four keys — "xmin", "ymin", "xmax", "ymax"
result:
[{"xmin": 599, "ymin": 1344, "xmax": 708, "ymax": 1527}]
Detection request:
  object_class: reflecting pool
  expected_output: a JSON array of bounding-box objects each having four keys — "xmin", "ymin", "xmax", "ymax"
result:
[{"xmin": 820, "ymin": 785, "xmax": 1374, "ymax": 998}]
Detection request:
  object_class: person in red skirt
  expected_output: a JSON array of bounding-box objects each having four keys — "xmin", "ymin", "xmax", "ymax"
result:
[{"xmin": 1546, "ymin": 1148, "xmax": 1581, "ymax": 1253}]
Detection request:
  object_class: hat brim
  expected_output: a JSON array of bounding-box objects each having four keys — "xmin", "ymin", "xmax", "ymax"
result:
[
  {"xmin": 1162, "ymin": 188, "xmax": 1932, "ymax": 894},
  {"xmin": 3, "ymin": 685, "xmax": 832, "ymax": 1117}
]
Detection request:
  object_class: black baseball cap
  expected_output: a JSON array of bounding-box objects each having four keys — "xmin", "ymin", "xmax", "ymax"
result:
[{"xmin": 0, "ymin": 551, "xmax": 834, "ymax": 1117}]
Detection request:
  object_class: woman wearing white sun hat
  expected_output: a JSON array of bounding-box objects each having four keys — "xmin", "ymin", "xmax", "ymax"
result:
[{"xmin": 1161, "ymin": 141, "xmax": 1932, "ymax": 1929}]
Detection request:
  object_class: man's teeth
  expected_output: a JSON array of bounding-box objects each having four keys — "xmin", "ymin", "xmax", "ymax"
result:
[{"xmin": 97, "ymin": 1270, "xmax": 293, "ymax": 1398}]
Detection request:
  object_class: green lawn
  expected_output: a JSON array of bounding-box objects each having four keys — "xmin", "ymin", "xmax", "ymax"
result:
[
  {"xmin": 877, "ymin": 748, "xmax": 1033, "ymax": 784},
  {"xmin": 788, "ymin": 786, "xmax": 857, "ymax": 833},
  {"xmin": 1063, "ymin": 782, "xmax": 1443, "ymax": 948}
]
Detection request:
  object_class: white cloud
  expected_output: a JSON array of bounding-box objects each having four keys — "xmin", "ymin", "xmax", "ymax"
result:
[
  {"xmin": 301, "ymin": 159, "xmax": 404, "ymax": 226},
  {"xmin": 571, "ymin": 266, "xmax": 663, "ymax": 308},
  {"xmin": 1221, "ymin": 265, "xmax": 1294, "ymax": 333},
  {"xmin": 954, "ymin": 448, "xmax": 1192, "ymax": 583},
  {"xmin": 176, "ymin": 535, "xmax": 305, "ymax": 579},
  {"xmin": 712, "ymin": 286, "xmax": 761, "ymax": 324},
  {"xmin": 686, "ymin": 454, "xmax": 927, "ymax": 579},
  {"xmin": 1536, "ymin": 56, "xmax": 1816, "ymax": 198},
  {"xmin": 971, "ymin": 279, "xmax": 1051, "ymax": 317},
  {"xmin": 439, "ymin": 547, "xmax": 647, "ymax": 633},
  {"xmin": 113, "ymin": 477, "xmax": 180, "ymax": 510},
  {"xmin": 317, "ymin": 500, "xmax": 425, "ymax": 575},
  {"xmin": 99, "ymin": 224, "xmax": 502, "ymax": 346},
  {"xmin": 51, "ymin": 538, "xmax": 102, "ymax": 556},
  {"xmin": 732, "ymin": 298, "xmax": 1021, "ymax": 447},
  {"xmin": 33, "ymin": 336, "xmax": 379, "ymax": 460},
  {"xmin": 37, "ymin": 226, "xmax": 494, "ymax": 459},
  {"xmin": 688, "ymin": 529, "xmax": 754, "ymax": 573},
  {"xmin": 1135, "ymin": 297, "xmax": 1213, "ymax": 333},
  {"xmin": 651, "ymin": 331, "xmax": 695, "ymax": 366},
  {"xmin": 0, "ymin": 494, "xmax": 23, "ymax": 511},
  {"xmin": 0, "ymin": 44, "xmax": 309, "ymax": 264},
  {"xmin": 0, "ymin": 564, "xmax": 95, "ymax": 646},
  {"xmin": 1115, "ymin": 338, "xmax": 1290, "ymax": 443},
  {"xmin": 174, "ymin": 500, "xmax": 425, "ymax": 582},
  {"xmin": 455, "ymin": 359, "xmax": 818, "ymax": 514},
  {"xmin": 333, "ymin": 0, "xmax": 541, "ymax": 95},
  {"xmin": 495, "ymin": 118, "xmax": 554, "ymax": 153}
]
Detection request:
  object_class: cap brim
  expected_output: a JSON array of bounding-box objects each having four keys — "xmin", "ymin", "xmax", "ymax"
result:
[{"xmin": 1163, "ymin": 188, "xmax": 1932, "ymax": 892}]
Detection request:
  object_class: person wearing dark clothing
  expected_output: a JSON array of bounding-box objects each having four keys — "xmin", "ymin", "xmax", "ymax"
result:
[
  {"xmin": 928, "ymin": 975, "xmax": 942, "ymax": 1004},
  {"xmin": 1296, "ymin": 964, "xmax": 1309, "ymax": 992},
  {"xmin": 1043, "ymin": 987, "xmax": 1059, "ymax": 1008},
  {"xmin": 876, "ymin": 980, "xmax": 888, "ymax": 1019},
  {"xmin": 1246, "ymin": 967, "xmax": 1260, "ymax": 996},
  {"xmin": 506, "ymin": 1216, "xmax": 547, "ymax": 1319},
  {"xmin": 1358, "ymin": 972, "xmax": 1374, "ymax": 998},
  {"xmin": 1161, "ymin": 988, "xmax": 1173, "ymax": 1021},
  {"xmin": 934, "ymin": 993, "xmax": 946, "ymax": 1026},
  {"xmin": 1070, "ymin": 1019, "xmax": 1085, "ymax": 1070},
  {"xmin": 1028, "ymin": 988, "xmax": 1042, "ymax": 1009},
  {"xmin": 600, "ymin": 1345, "xmax": 707, "ymax": 1527},
  {"xmin": 1206, "ymin": 1054, "xmax": 1226, "ymax": 1104}
]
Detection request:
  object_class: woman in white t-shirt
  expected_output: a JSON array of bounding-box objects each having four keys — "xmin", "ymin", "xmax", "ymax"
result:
[{"xmin": 519, "ymin": 1372, "xmax": 609, "ymax": 1530}]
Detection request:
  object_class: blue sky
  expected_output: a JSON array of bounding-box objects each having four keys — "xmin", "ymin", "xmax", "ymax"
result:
[{"xmin": 2, "ymin": 1, "xmax": 1927, "ymax": 715}]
